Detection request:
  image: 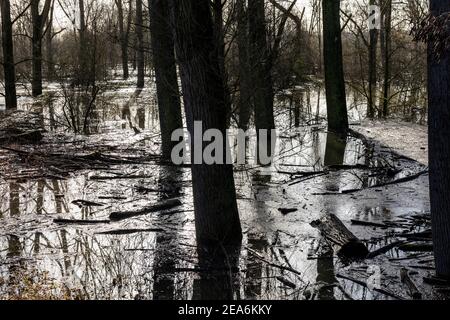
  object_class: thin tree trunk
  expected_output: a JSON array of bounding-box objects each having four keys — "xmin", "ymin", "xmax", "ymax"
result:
[
  {"xmin": 136, "ymin": 0, "xmax": 144, "ymax": 87},
  {"xmin": 78, "ymin": 0, "xmax": 88, "ymax": 85},
  {"xmin": 428, "ymin": 0, "xmax": 450, "ymax": 279},
  {"xmin": 116, "ymin": 0, "xmax": 130, "ymax": 79},
  {"xmin": 149, "ymin": 0, "xmax": 182, "ymax": 159},
  {"xmin": 170, "ymin": 0, "xmax": 242, "ymax": 245},
  {"xmin": 367, "ymin": 0, "xmax": 378, "ymax": 118},
  {"xmin": 212, "ymin": 0, "xmax": 232, "ymax": 125},
  {"xmin": 0, "ymin": 0, "xmax": 17, "ymax": 110},
  {"xmin": 322, "ymin": 0, "xmax": 348, "ymax": 134},
  {"xmin": 381, "ymin": 0, "xmax": 392, "ymax": 118},
  {"xmin": 236, "ymin": 0, "xmax": 251, "ymax": 130},
  {"xmin": 46, "ymin": 2, "xmax": 55, "ymax": 81}
]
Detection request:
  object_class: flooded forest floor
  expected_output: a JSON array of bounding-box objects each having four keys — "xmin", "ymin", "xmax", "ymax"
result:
[{"xmin": 0, "ymin": 77, "xmax": 446, "ymax": 300}]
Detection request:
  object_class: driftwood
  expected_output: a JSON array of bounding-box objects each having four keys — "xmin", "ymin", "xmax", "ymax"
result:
[
  {"xmin": 400, "ymin": 268, "xmax": 422, "ymax": 300},
  {"xmin": 398, "ymin": 243, "xmax": 433, "ymax": 252},
  {"xmin": 351, "ymin": 220, "xmax": 389, "ymax": 229},
  {"xmin": 366, "ymin": 241, "xmax": 406, "ymax": 259},
  {"xmin": 342, "ymin": 170, "xmax": 429, "ymax": 194},
  {"xmin": 278, "ymin": 208, "xmax": 298, "ymax": 215},
  {"xmin": 96, "ymin": 228, "xmax": 164, "ymax": 235},
  {"xmin": 109, "ymin": 198, "xmax": 182, "ymax": 221},
  {"xmin": 310, "ymin": 214, "xmax": 369, "ymax": 260},
  {"xmin": 336, "ymin": 273, "xmax": 405, "ymax": 300},
  {"xmin": 72, "ymin": 199, "xmax": 105, "ymax": 207},
  {"xmin": 54, "ymin": 218, "xmax": 110, "ymax": 225}
]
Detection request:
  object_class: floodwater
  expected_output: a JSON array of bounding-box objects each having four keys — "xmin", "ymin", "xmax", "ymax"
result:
[{"xmin": 0, "ymin": 77, "xmax": 438, "ymax": 300}]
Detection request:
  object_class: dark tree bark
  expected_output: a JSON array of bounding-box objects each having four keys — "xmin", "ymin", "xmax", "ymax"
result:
[
  {"xmin": 31, "ymin": 0, "xmax": 52, "ymax": 97},
  {"xmin": 45, "ymin": 2, "xmax": 55, "ymax": 81},
  {"xmin": 380, "ymin": 0, "xmax": 392, "ymax": 118},
  {"xmin": 322, "ymin": 0, "xmax": 348, "ymax": 134},
  {"xmin": 212, "ymin": 0, "xmax": 232, "ymax": 124},
  {"xmin": 169, "ymin": 0, "xmax": 242, "ymax": 245},
  {"xmin": 367, "ymin": 0, "xmax": 378, "ymax": 118},
  {"xmin": 428, "ymin": 0, "xmax": 450, "ymax": 279},
  {"xmin": 115, "ymin": 0, "xmax": 132, "ymax": 79},
  {"xmin": 248, "ymin": 0, "xmax": 275, "ymax": 132},
  {"xmin": 135, "ymin": 0, "xmax": 144, "ymax": 88},
  {"xmin": 0, "ymin": 0, "xmax": 17, "ymax": 110},
  {"xmin": 236, "ymin": 0, "xmax": 251, "ymax": 130},
  {"xmin": 248, "ymin": 0, "xmax": 275, "ymax": 164},
  {"xmin": 149, "ymin": 0, "xmax": 182, "ymax": 159}
]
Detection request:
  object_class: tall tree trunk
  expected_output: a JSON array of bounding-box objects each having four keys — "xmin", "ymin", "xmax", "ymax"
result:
[
  {"xmin": 116, "ymin": 0, "xmax": 131, "ymax": 79},
  {"xmin": 0, "ymin": 0, "xmax": 17, "ymax": 110},
  {"xmin": 136, "ymin": 0, "xmax": 144, "ymax": 87},
  {"xmin": 428, "ymin": 0, "xmax": 450, "ymax": 280},
  {"xmin": 149, "ymin": 0, "xmax": 183, "ymax": 159},
  {"xmin": 170, "ymin": 0, "xmax": 242, "ymax": 245},
  {"xmin": 31, "ymin": 0, "xmax": 51, "ymax": 97},
  {"xmin": 46, "ymin": 2, "xmax": 55, "ymax": 81},
  {"xmin": 381, "ymin": 0, "xmax": 392, "ymax": 118},
  {"xmin": 78, "ymin": 0, "xmax": 88, "ymax": 85},
  {"xmin": 322, "ymin": 0, "xmax": 348, "ymax": 134},
  {"xmin": 212, "ymin": 0, "xmax": 232, "ymax": 125},
  {"xmin": 248, "ymin": 0, "xmax": 275, "ymax": 163},
  {"xmin": 236, "ymin": 0, "xmax": 251, "ymax": 130},
  {"xmin": 367, "ymin": 0, "xmax": 378, "ymax": 118}
]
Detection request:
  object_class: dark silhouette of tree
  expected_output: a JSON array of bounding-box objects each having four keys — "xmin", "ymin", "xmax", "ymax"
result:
[
  {"xmin": 135, "ymin": 0, "xmax": 144, "ymax": 88},
  {"xmin": 1, "ymin": 0, "xmax": 17, "ymax": 110},
  {"xmin": 236, "ymin": 0, "xmax": 251, "ymax": 130},
  {"xmin": 380, "ymin": 0, "xmax": 392, "ymax": 118},
  {"xmin": 322, "ymin": 0, "xmax": 348, "ymax": 134},
  {"xmin": 170, "ymin": 0, "xmax": 242, "ymax": 245},
  {"xmin": 248, "ymin": 0, "xmax": 275, "ymax": 132},
  {"xmin": 115, "ymin": 0, "xmax": 132, "ymax": 79},
  {"xmin": 427, "ymin": 0, "xmax": 450, "ymax": 280},
  {"xmin": 149, "ymin": 0, "xmax": 183, "ymax": 159},
  {"xmin": 31, "ymin": 0, "xmax": 52, "ymax": 97},
  {"xmin": 367, "ymin": 0, "xmax": 378, "ymax": 118}
]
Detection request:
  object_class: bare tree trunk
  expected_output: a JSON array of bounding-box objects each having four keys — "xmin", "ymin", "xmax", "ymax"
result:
[
  {"xmin": 136, "ymin": 0, "xmax": 144, "ymax": 87},
  {"xmin": 367, "ymin": 0, "xmax": 378, "ymax": 118},
  {"xmin": 248, "ymin": 0, "xmax": 275, "ymax": 163},
  {"xmin": 322, "ymin": 0, "xmax": 348, "ymax": 134},
  {"xmin": 31, "ymin": 0, "xmax": 52, "ymax": 97},
  {"xmin": 0, "ymin": 0, "xmax": 17, "ymax": 110},
  {"xmin": 78, "ymin": 0, "xmax": 88, "ymax": 85},
  {"xmin": 212, "ymin": 0, "xmax": 232, "ymax": 125},
  {"xmin": 170, "ymin": 0, "xmax": 242, "ymax": 245},
  {"xmin": 149, "ymin": 0, "xmax": 183, "ymax": 159},
  {"xmin": 428, "ymin": 0, "xmax": 450, "ymax": 280},
  {"xmin": 115, "ymin": 0, "xmax": 131, "ymax": 79},
  {"xmin": 236, "ymin": 0, "xmax": 251, "ymax": 130},
  {"xmin": 46, "ymin": 2, "xmax": 55, "ymax": 81},
  {"xmin": 381, "ymin": 0, "xmax": 392, "ymax": 118}
]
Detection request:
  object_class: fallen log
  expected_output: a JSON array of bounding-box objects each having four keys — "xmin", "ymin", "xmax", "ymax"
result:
[
  {"xmin": 54, "ymin": 218, "xmax": 110, "ymax": 225},
  {"xmin": 341, "ymin": 170, "xmax": 429, "ymax": 194},
  {"xmin": 109, "ymin": 198, "xmax": 182, "ymax": 221},
  {"xmin": 351, "ymin": 220, "xmax": 389, "ymax": 229},
  {"xmin": 400, "ymin": 268, "xmax": 422, "ymax": 300},
  {"xmin": 336, "ymin": 273, "xmax": 405, "ymax": 300},
  {"xmin": 366, "ymin": 241, "xmax": 406, "ymax": 259},
  {"xmin": 96, "ymin": 228, "xmax": 164, "ymax": 235},
  {"xmin": 311, "ymin": 214, "xmax": 369, "ymax": 260},
  {"xmin": 398, "ymin": 243, "xmax": 433, "ymax": 252},
  {"xmin": 278, "ymin": 208, "xmax": 298, "ymax": 215}
]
